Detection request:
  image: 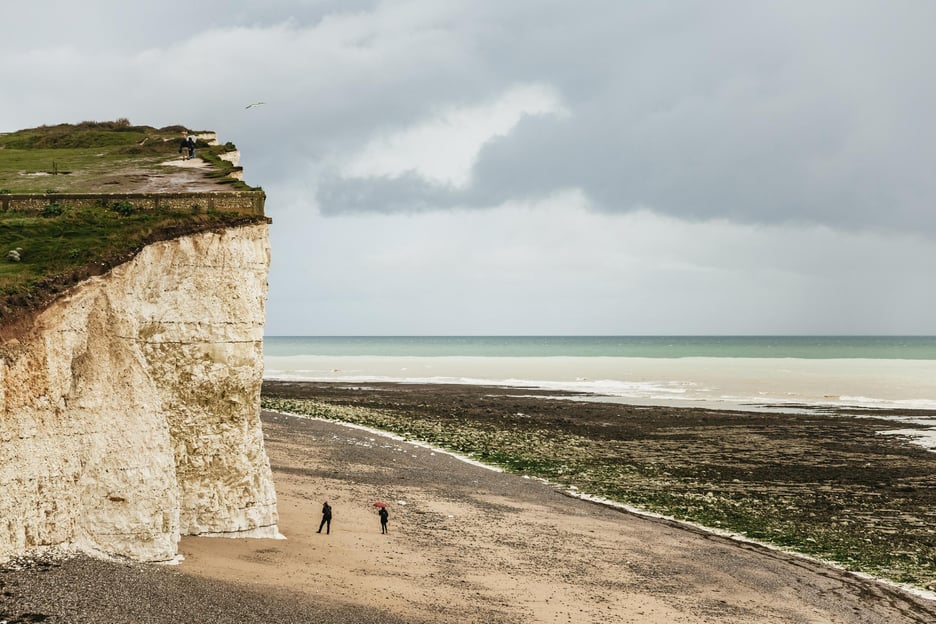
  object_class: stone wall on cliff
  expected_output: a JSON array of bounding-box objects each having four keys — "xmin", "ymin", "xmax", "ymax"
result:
[{"xmin": 0, "ymin": 223, "xmax": 278, "ymax": 562}]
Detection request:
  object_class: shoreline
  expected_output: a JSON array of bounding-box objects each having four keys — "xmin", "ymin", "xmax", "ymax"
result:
[
  {"xmin": 265, "ymin": 406, "xmax": 936, "ymax": 605},
  {"xmin": 261, "ymin": 380, "xmax": 936, "ymax": 591},
  {"xmin": 263, "ymin": 365, "xmax": 936, "ymax": 453},
  {"xmin": 266, "ymin": 373, "xmax": 936, "ymax": 457},
  {"xmin": 186, "ymin": 405, "xmax": 936, "ymax": 623},
  {"xmin": 262, "ymin": 352, "xmax": 936, "ymax": 413}
]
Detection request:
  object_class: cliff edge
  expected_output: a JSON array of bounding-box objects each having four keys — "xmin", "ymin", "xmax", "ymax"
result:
[{"xmin": 0, "ymin": 123, "xmax": 278, "ymax": 562}]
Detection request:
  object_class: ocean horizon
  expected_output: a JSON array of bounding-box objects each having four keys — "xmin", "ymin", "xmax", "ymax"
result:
[{"xmin": 263, "ymin": 335, "xmax": 936, "ymax": 359}]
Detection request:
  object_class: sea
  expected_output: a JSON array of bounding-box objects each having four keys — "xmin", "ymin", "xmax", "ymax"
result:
[{"xmin": 263, "ymin": 335, "xmax": 936, "ymax": 412}]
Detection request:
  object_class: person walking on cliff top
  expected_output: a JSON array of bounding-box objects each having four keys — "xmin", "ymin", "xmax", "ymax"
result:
[
  {"xmin": 178, "ymin": 135, "xmax": 190, "ymax": 161},
  {"xmin": 317, "ymin": 501, "xmax": 332, "ymax": 535},
  {"xmin": 186, "ymin": 134, "xmax": 197, "ymax": 159}
]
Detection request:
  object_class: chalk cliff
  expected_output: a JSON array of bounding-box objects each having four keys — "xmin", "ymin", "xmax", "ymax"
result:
[{"xmin": 0, "ymin": 223, "xmax": 278, "ymax": 562}]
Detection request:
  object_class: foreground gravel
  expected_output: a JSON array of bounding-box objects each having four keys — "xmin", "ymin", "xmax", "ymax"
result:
[{"xmin": 0, "ymin": 555, "xmax": 414, "ymax": 624}]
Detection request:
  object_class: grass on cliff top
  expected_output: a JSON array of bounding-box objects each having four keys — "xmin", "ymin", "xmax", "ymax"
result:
[
  {"xmin": 0, "ymin": 119, "xmax": 254, "ymax": 192},
  {"xmin": 0, "ymin": 198, "xmax": 265, "ymax": 325},
  {"xmin": 0, "ymin": 120, "xmax": 265, "ymax": 326}
]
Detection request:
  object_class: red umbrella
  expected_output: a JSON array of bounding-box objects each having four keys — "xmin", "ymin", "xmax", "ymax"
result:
[{"xmin": 372, "ymin": 502, "xmax": 387, "ymax": 508}]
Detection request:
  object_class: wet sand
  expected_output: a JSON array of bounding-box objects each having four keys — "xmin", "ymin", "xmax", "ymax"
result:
[{"xmin": 3, "ymin": 382, "xmax": 936, "ymax": 623}]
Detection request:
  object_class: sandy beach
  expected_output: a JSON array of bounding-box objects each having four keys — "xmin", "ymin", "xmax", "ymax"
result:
[{"xmin": 3, "ymin": 383, "xmax": 936, "ymax": 623}]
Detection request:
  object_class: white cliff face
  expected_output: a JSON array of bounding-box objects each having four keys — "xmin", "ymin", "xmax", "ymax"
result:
[
  {"xmin": 219, "ymin": 149, "xmax": 240, "ymax": 167},
  {"xmin": 0, "ymin": 224, "xmax": 278, "ymax": 562}
]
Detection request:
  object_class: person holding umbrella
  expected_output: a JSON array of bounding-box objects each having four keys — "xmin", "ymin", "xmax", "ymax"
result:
[{"xmin": 374, "ymin": 502, "xmax": 389, "ymax": 534}]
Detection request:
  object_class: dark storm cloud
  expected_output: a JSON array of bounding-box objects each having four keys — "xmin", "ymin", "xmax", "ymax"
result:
[
  {"xmin": 314, "ymin": 1, "xmax": 936, "ymax": 233},
  {"xmin": 5, "ymin": 1, "xmax": 934, "ymax": 232}
]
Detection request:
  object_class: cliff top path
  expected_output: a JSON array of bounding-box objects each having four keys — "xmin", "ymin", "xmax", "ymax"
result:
[{"xmin": 0, "ymin": 120, "xmax": 249, "ymax": 194}]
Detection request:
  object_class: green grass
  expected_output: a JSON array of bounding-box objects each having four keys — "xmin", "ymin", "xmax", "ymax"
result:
[
  {"xmin": 0, "ymin": 120, "xmax": 254, "ymax": 193},
  {"xmin": 0, "ymin": 146, "xmax": 174, "ymax": 193},
  {"xmin": 0, "ymin": 201, "xmax": 264, "ymax": 320},
  {"xmin": 0, "ymin": 119, "xmax": 147, "ymax": 149},
  {"xmin": 199, "ymin": 143, "xmax": 254, "ymax": 190}
]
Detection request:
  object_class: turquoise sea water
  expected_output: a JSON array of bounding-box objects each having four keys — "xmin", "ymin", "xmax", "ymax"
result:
[{"xmin": 264, "ymin": 336, "xmax": 936, "ymax": 360}]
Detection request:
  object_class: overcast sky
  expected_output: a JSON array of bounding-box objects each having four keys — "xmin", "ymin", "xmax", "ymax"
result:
[{"xmin": 3, "ymin": 1, "xmax": 935, "ymax": 335}]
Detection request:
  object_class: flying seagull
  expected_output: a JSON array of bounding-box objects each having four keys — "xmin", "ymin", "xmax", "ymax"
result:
[{"xmin": 245, "ymin": 102, "xmax": 266, "ymax": 109}]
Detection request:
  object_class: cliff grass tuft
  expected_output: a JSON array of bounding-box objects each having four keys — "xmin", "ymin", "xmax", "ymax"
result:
[{"xmin": 199, "ymin": 147, "xmax": 253, "ymax": 190}]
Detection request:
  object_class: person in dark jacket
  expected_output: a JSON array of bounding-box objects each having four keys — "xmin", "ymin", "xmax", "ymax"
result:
[
  {"xmin": 317, "ymin": 501, "xmax": 332, "ymax": 534},
  {"xmin": 378, "ymin": 506, "xmax": 389, "ymax": 534}
]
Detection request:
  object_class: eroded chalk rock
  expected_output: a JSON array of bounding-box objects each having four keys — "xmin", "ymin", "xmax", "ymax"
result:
[{"xmin": 0, "ymin": 224, "xmax": 278, "ymax": 562}]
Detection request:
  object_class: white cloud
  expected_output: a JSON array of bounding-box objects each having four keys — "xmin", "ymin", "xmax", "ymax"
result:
[{"xmin": 341, "ymin": 83, "xmax": 568, "ymax": 187}]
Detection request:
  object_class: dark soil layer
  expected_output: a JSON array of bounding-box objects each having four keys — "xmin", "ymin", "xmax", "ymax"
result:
[
  {"xmin": 0, "ymin": 214, "xmax": 269, "ymax": 340},
  {"xmin": 262, "ymin": 380, "xmax": 936, "ymax": 590}
]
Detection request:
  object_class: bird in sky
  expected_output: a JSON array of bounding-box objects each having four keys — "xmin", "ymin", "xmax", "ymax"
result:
[{"xmin": 245, "ymin": 102, "xmax": 266, "ymax": 109}]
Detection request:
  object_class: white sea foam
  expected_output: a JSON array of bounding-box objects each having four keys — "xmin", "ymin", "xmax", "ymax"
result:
[
  {"xmin": 265, "ymin": 355, "xmax": 936, "ymax": 408},
  {"xmin": 264, "ymin": 354, "xmax": 936, "ymax": 450}
]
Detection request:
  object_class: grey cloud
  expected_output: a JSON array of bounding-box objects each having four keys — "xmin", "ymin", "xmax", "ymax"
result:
[
  {"xmin": 469, "ymin": 95, "xmax": 936, "ymax": 232},
  {"xmin": 316, "ymin": 171, "xmax": 462, "ymax": 214},
  {"xmin": 5, "ymin": 0, "xmax": 935, "ymax": 235},
  {"xmin": 311, "ymin": 1, "xmax": 936, "ymax": 234},
  {"xmin": 0, "ymin": 1, "xmax": 379, "ymax": 52}
]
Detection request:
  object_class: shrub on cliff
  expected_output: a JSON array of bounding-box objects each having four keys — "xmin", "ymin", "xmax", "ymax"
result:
[
  {"xmin": 40, "ymin": 202, "xmax": 63, "ymax": 218},
  {"xmin": 2, "ymin": 123, "xmax": 147, "ymax": 149}
]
